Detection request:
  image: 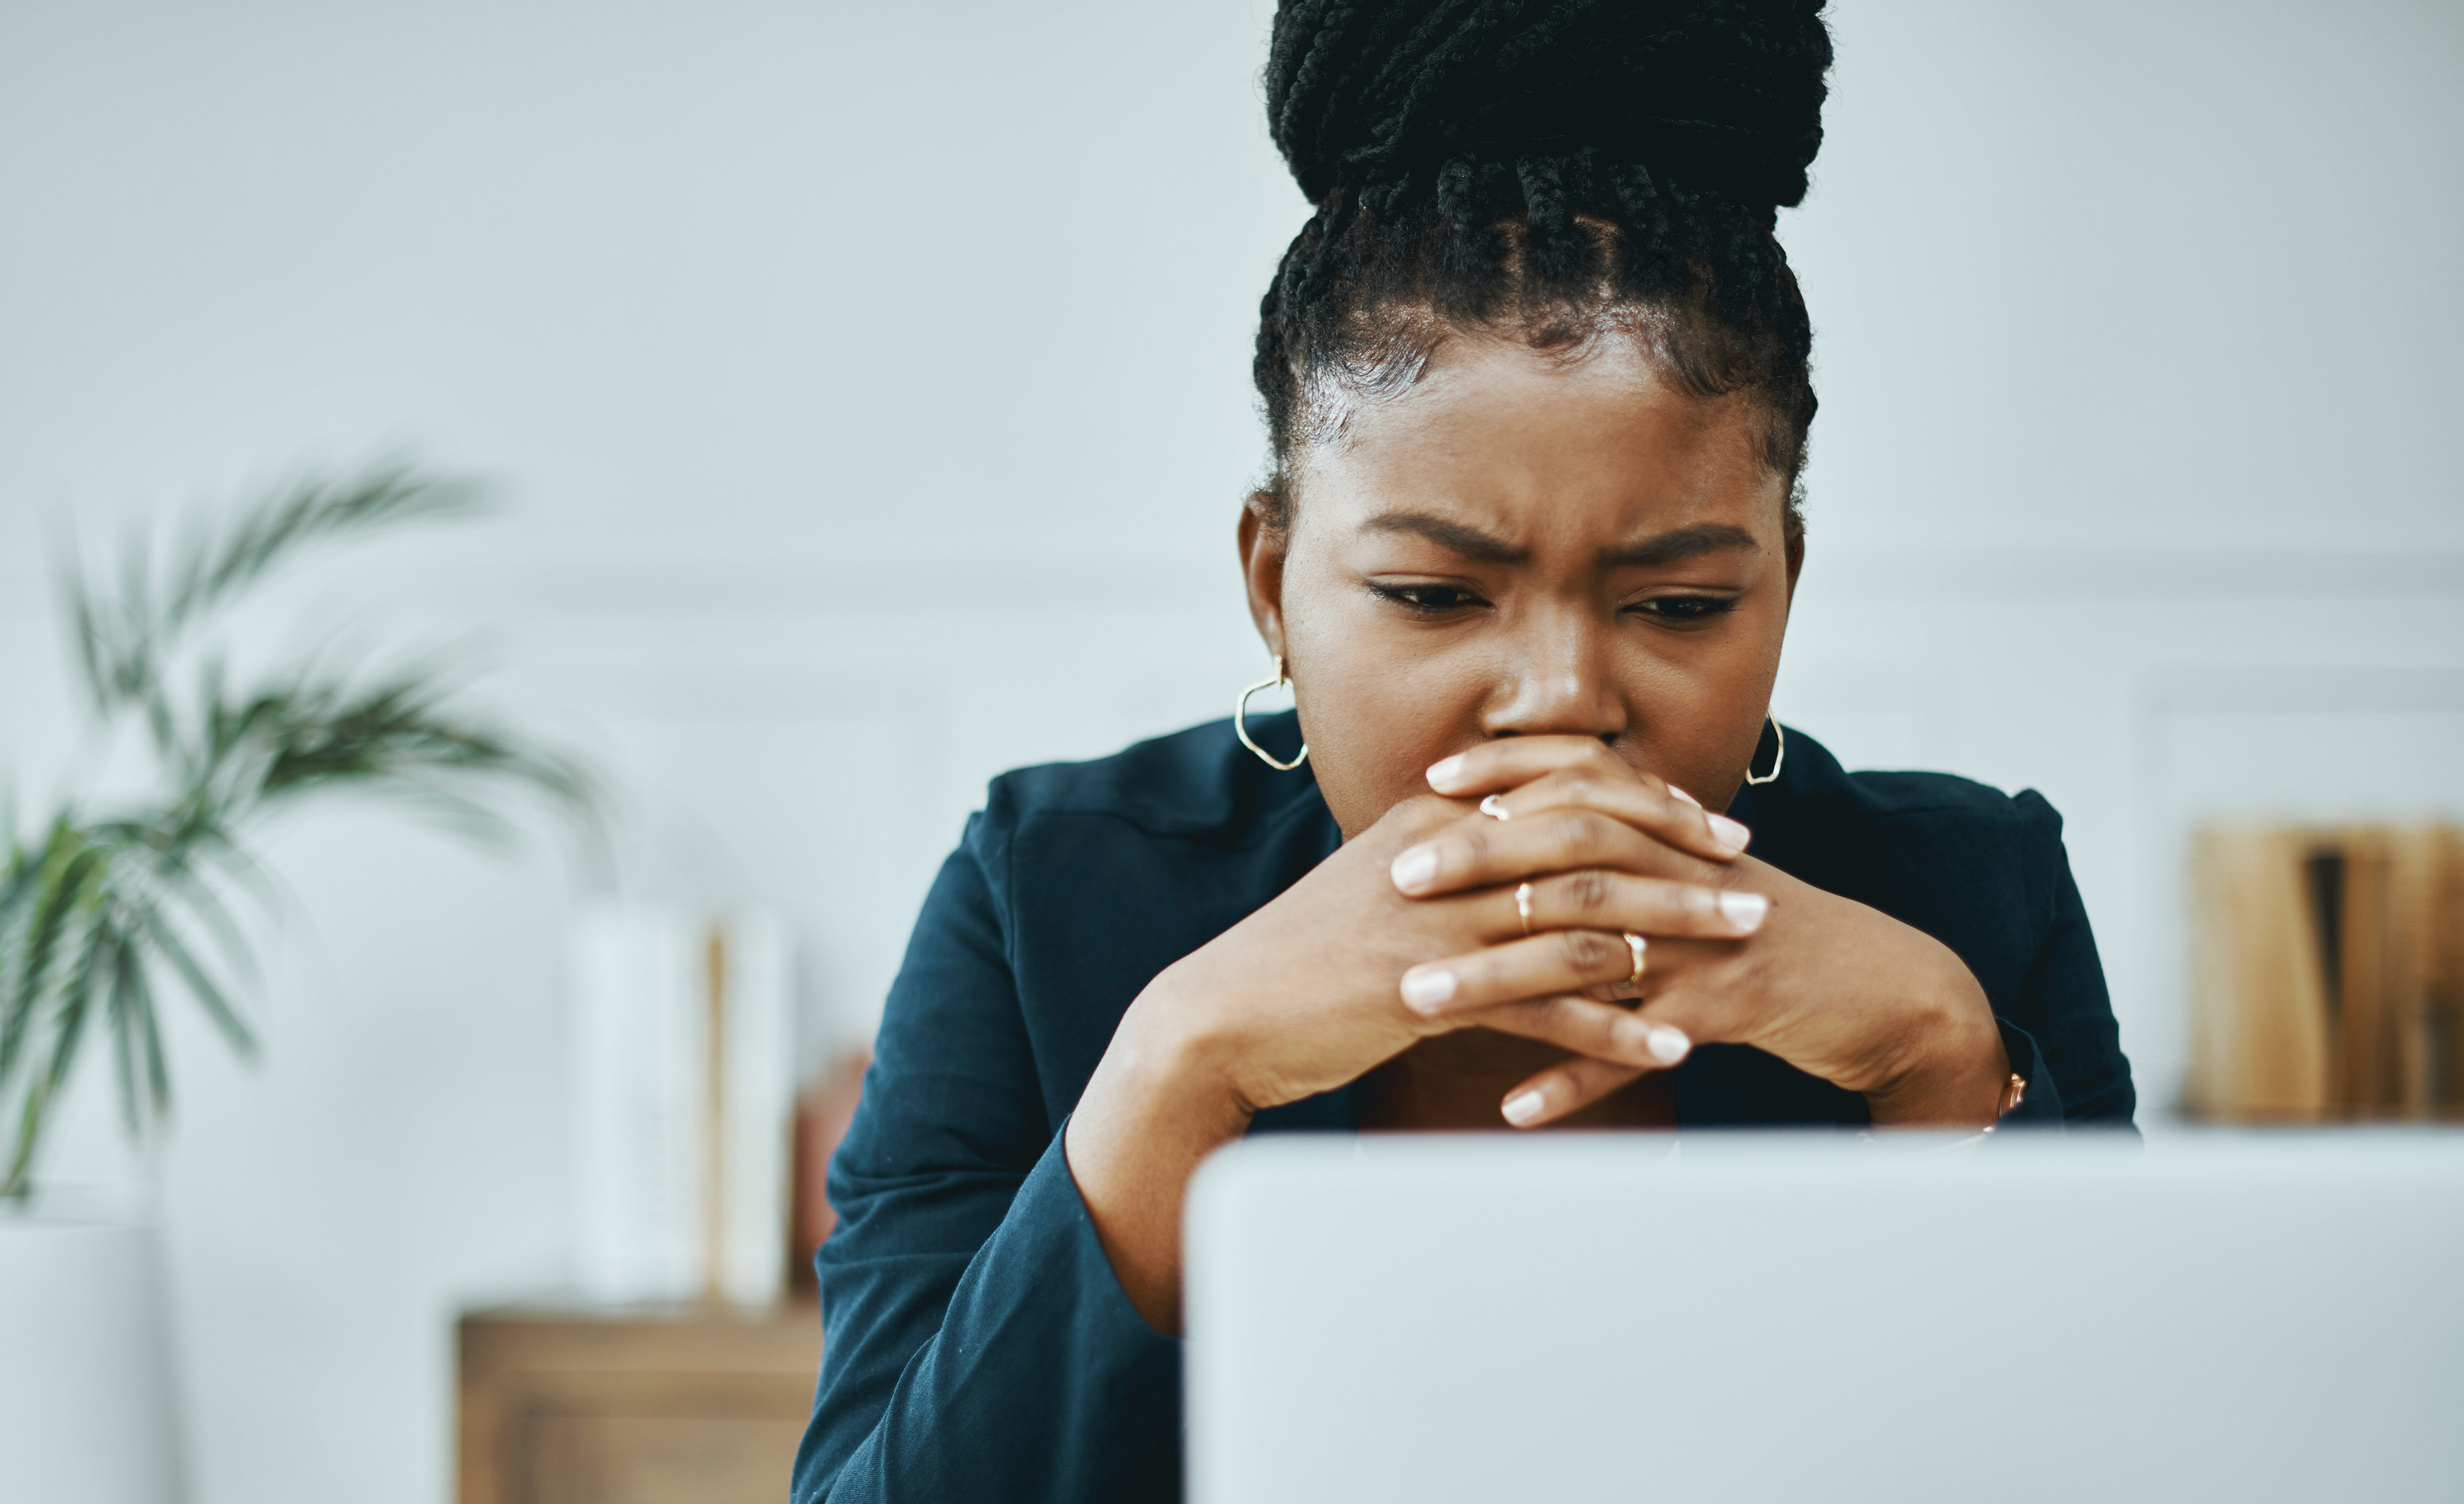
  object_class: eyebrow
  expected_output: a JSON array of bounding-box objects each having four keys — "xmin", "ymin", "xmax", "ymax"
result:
[
  {"xmin": 1361, "ymin": 512, "xmax": 1760, "ymax": 568},
  {"xmin": 1361, "ymin": 511, "xmax": 1529, "ymax": 564},
  {"xmin": 1602, "ymin": 522, "xmax": 1761, "ymax": 568}
]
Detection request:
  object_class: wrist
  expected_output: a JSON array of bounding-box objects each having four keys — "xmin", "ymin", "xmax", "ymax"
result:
[
  {"xmin": 1066, "ymin": 982, "xmax": 1255, "ymax": 1336},
  {"xmin": 1068, "ymin": 977, "xmax": 1257, "ymax": 1235},
  {"xmin": 1106, "ymin": 976, "xmax": 1262, "ymax": 1130},
  {"xmin": 1863, "ymin": 965, "xmax": 2008, "ymax": 1129}
]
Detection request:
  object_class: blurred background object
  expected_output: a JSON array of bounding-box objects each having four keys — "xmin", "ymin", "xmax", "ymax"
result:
[
  {"xmin": 2190, "ymin": 824, "xmax": 2464, "ymax": 1121},
  {"xmin": 456, "ymin": 1299, "xmax": 817, "ymax": 1504},
  {"xmin": 1, "ymin": 1185, "xmax": 184, "ymax": 1504},
  {"xmin": 571, "ymin": 907, "xmax": 792, "ymax": 1308},
  {"xmin": 3, "ymin": 467, "xmax": 588, "ymax": 1198},
  {"xmin": 0, "ymin": 469, "xmax": 586, "ymax": 1504},
  {"xmin": 0, "ymin": 2, "xmax": 2458, "ymax": 1502}
]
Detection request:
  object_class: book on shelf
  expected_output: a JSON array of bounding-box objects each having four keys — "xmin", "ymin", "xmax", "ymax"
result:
[
  {"xmin": 571, "ymin": 905, "xmax": 794, "ymax": 1305},
  {"xmin": 2190, "ymin": 822, "xmax": 2464, "ymax": 1122}
]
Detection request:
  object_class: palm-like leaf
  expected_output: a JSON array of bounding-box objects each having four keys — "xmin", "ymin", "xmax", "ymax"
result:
[
  {"xmin": 65, "ymin": 466, "xmax": 476, "ymax": 724},
  {"xmin": 2, "ymin": 465, "xmax": 587, "ymax": 1197}
]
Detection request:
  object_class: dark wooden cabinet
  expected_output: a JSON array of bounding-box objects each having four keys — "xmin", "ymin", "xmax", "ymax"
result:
[{"xmin": 457, "ymin": 1302, "xmax": 821, "ymax": 1504}]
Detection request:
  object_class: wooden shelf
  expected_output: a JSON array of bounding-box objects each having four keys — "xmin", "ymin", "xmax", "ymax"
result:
[{"xmin": 457, "ymin": 1301, "xmax": 821, "ymax": 1504}]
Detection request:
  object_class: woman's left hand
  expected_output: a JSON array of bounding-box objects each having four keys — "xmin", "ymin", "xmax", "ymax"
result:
[{"xmin": 1391, "ymin": 736, "xmax": 2011, "ymax": 1129}]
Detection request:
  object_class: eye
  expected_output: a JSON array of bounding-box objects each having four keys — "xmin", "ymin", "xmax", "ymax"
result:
[
  {"xmin": 1370, "ymin": 582, "xmax": 1492, "ymax": 615},
  {"xmin": 1630, "ymin": 594, "xmax": 1739, "ymax": 623}
]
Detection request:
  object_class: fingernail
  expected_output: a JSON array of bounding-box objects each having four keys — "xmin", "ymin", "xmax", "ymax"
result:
[
  {"xmin": 1707, "ymin": 813, "xmax": 1752, "ymax": 853},
  {"xmin": 1717, "ymin": 890, "xmax": 1769, "ymax": 931},
  {"xmin": 1666, "ymin": 784, "xmax": 1702, "ymax": 807},
  {"xmin": 1400, "ymin": 965, "xmax": 1457, "ymax": 1012},
  {"xmin": 1426, "ymin": 754, "xmax": 1467, "ymax": 791},
  {"xmin": 1391, "ymin": 846, "xmax": 1438, "ymax": 892},
  {"xmin": 1501, "ymin": 1089, "xmax": 1547, "ymax": 1126},
  {"xmin": 1647, "ymin": 1024, "xmax": 1692, "ymax": 1065}
]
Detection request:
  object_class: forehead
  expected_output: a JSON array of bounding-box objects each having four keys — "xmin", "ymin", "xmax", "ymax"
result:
[{"xmin": 1292, "ymin": 333, "xmax": 1782, "ymax": 541}]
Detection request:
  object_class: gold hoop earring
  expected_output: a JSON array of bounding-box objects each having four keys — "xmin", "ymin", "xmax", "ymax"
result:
[
  {"xmin": 1743, "ymin": 714, "xmax": 1785, "ymax": 787},
  {"xmin": 1235, "ymin": 654, "xmax": 1308, "ymax": 771}
]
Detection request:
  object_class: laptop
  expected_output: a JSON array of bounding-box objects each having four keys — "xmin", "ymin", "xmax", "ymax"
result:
[{"xmin": 1184, "ymin": 1131, "xmax": 2464, "ymax": 1504}]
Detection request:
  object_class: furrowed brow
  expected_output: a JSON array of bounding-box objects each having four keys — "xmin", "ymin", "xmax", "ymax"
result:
[
  {"xmin": 1601, "ymin": 523, "xmax": 1760, "ymax": 568},
  {"xmin": 1362, "ymin": 512, "xmax": 1529, "ymax": 565}
]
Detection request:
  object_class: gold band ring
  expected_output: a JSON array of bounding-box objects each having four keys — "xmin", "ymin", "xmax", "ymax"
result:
[
  {"xmin": 1478, "ymin": 794, "xmax": 1512, "ymax": 821},
  {"xmin": 1624, "ymin": 931, "xmax": 1648, "ymax": 988},
  {"xmin": 1515, "ymin": 881, "xmax": 1533, "ymax": 936}
]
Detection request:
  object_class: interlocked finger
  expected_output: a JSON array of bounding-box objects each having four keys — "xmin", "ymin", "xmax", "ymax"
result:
[
  {"xmin": 1474, "ymin": 766, "xmax": 1752, "ymax": 864},
  {"xmin": 1399, "ymin": 928, "xmax": 1643, "ymax": 1019},
  {"xmin": 1424, "ymin": 736, "xmax": 1752, "ymax": 864},
  {"xmin": 1392, "ymin": 805, "xmax": 1731, "ymax": 899},
  {"xmin": 1491, "ymin": 868, "xmax": 1771, "ymax": 945},
  {"xmin": 1472, "ymin": 994, "xmax": 1692, "ymax": 1074},
  {"xmin": 1499, "ymin": 1054, "xmax": 1653, "ymax": 1128}
]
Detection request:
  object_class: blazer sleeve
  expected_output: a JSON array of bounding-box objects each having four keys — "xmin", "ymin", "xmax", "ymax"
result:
[
  {"xmin": 1993, "ymin": 792, "xmax": 2137, "ymax": 1128},
  {"xmin": 790, "ymin": 811, "xmax": 1180, "ymax": 1504}
]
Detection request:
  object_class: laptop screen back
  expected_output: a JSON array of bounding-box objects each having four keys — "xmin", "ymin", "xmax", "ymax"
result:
[{"xmin": 1184, "ymin": 1133, "xmax": 2464, "ymax": 1504}]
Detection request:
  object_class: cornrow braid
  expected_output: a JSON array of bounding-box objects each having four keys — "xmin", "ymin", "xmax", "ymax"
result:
[{"xmin": 1254, "ymin": 1, "xmax": 1832, "ymax": 540}]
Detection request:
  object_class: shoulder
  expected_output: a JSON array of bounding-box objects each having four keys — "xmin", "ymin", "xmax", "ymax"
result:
[
  {"xmin": 978, "ymin": 710, "xmax": 1326, "ymax": 852},
  {"xmin": 1754, "ymin": 724, "xmax": 2061, "ymax": 839},
  {"xmin": 1746, "ymin": 726, "xmax": 2071, "ymax": 930},
  {"xmin": 950, "ymin": 714, "xmax": 1339, "ymax": 1095}
]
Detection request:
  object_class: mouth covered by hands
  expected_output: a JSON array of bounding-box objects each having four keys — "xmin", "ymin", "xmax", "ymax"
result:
[
  {"xmin": 1386, "ymin": 735, "xmax": 2007, "ymax": 1129},
  {"xmin": 1381, "ymin": 735, "xmax": 1765, "ymax": 1125}
]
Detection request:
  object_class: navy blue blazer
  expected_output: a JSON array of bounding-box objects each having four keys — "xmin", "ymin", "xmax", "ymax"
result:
[{"xmin": 790, "ymin": 715, "xmax": 2135, "ymax": 1502}]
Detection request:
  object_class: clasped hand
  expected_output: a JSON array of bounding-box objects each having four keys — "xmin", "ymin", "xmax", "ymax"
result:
[
  {"xmin": 1120, "ymin": 734, "xmax": 2007, "ymax": 1131},
  {"xmin": 1072, "ymin": 734, "xmax": 2011, "ymax": 1330},
  {"xmin": 1387, "ymin": 735, "xmax": 2011, "ymax": 1126}
]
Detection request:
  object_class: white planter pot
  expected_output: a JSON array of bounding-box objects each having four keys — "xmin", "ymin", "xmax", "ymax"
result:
[{"xmin": 0, "ymin": 1202, "xmax": 182, "ymax": 1503}]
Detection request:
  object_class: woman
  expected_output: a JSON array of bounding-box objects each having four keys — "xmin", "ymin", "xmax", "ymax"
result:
[{"xmin": 793, "ymin": 3, "xmax": 2134, "ymax": 1500}]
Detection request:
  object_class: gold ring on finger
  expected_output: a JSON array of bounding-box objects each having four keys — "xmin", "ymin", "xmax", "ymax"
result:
[
  {"xmin": 1624, "ymin": 931, "xmax": 1648, "ymax": 987},
  {"xmin": 1515, "ymin": 881, "xmax": 1533, "ymax": 936}
]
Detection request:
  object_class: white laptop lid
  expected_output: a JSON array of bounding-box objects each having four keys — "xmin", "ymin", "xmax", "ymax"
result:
[{"xmin": 1184, "ymin": 1132, "xmax": 2464, "ymax": 1504}]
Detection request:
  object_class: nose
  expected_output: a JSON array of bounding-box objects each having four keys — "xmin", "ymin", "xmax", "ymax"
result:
[{"xmin": 1478, "ymin": 600, "xmax": 1627, "ymax": 741}]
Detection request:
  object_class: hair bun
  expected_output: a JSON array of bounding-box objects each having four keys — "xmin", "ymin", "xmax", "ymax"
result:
[{"xmin": 1266, "ymin": 0, "xmax": 1832, "ymax": 211}]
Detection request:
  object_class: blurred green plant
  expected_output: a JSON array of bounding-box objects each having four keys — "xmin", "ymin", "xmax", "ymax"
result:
[{"xmin": 0, "ymin": 467, "xmax": 590, "ymax": 1197}]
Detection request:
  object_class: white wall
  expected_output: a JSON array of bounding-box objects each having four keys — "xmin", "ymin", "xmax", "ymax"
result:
[{"xmin": 2, "ymin": 3, "xmax": 2459, "ymax": 1502}]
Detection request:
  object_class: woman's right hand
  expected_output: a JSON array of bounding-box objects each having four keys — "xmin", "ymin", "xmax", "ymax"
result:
[{"xmin": 1064, "ymin": 774, "xmax": 1754, "ymax": 1331}]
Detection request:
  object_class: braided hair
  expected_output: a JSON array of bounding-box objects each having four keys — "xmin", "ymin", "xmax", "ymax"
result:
[{"xmin": 1254, "ymin": 1, "xmax": 1833, "ymax": 542}]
